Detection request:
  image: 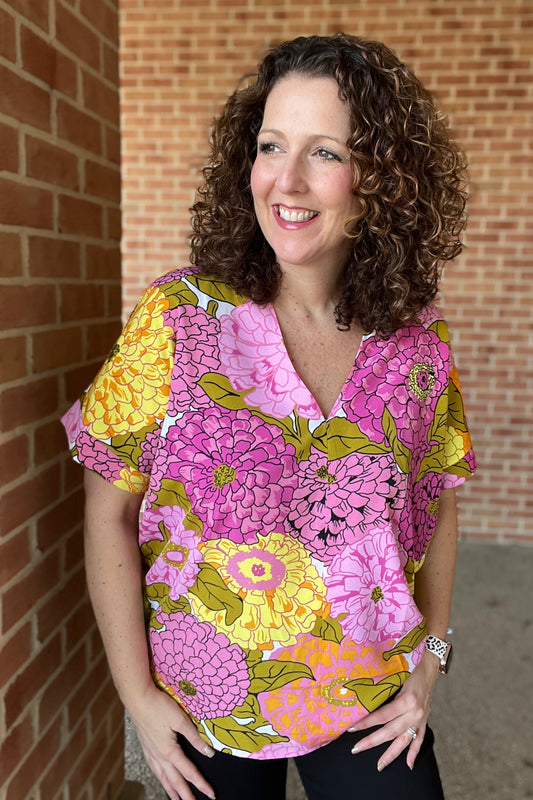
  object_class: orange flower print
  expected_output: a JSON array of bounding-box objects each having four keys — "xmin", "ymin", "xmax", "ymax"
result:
[{"xmin": 83, "ymin": 287, "xmax": 173, "ymax": 438}]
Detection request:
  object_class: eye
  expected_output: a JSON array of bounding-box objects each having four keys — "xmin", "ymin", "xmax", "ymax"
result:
[
  {"xmin": 315, "ymin": 147, "xmax": 343, "ymax": 163},
  {"xmin": 258, "ymin": 142, "xmax": 280, "ymax": 155}
]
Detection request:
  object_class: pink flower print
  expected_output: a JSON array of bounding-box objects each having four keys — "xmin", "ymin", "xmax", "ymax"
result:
[
  {"xmin": 324, "ymin": 527, "xmax": 423, "ymax": 644},
  {"xmin": 219, "ymin": 301, "xmax": 321, "ymax": 420},
  {"xmin": 166, "ymin": 408, "xmax": 297, "ymax": 543},
  {"xmin": 259, "ymin": 634, "xmax": 408, "ymax": 749},
  {"xmin": 76, "ymin": 431, "xmax": 127, "ymax": 484},
  {"xmin": 152, "ymin": 266, "xmax": 200, "ymax": 287},
  {"xmin": 150, "ymin": 611, "xmax": 249, "ymax": 719},
  {"xmin": 142, "ymin": 506, "xmax": 202, "ymax": 597},
  {"xmin": 344, "ymin": 322, "xmax": 449, "ymax": 447},
  {"xmin": 138, "ymin": 428, "xmax": 162, "ymax": 477},
  {"xmin": 168, "ymin": 305, "xmax": 221, "ymax": 415},
  {"xmin": 288, "ymin": 450, "xmax": 400, "ymax": 563},
  {"xmin": 61, "ymin": 399, "xmax": 84, "ymax": 446},
  {"xmin": 395, "ymin": 471, "xmax": 443, "ymax": 562}
]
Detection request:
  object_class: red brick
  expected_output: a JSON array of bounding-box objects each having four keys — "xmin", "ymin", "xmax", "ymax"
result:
[
  {"xmin": 0, "ymin": 621, "xmax": 32, "ymax": 688},
  {"xmin": 0, "ymin": 231, "xmax": 22, "ymax": 277},
  {"xmin": 34, "ymin": 418, "xmax": 72, "ymax": 467},
  {"xmin": 85, "ymin": 159, "xmax": 120, "ymax": 201},
  {"xmin": 0, "ymin": 434, "xmax": 29, "ymax": 487},
  {"xmin": 0, "ymin": 712, "xmax": 34, "ymax": 783},
  {"xmin": 0, "ymin": 527, "xmax": 31, "ymax": 587},
  {"xmin": 5, "ymin": 718, "xmax": 62, "ymax": 800},
  {"xmin": 82, "ymin": 71, "xmax": 120, "ymax": 126},
  {"xmin": 64, "ymin": 525, "xmax": 85, "ymax": 572},
  {"xmin": 0, "ymin": 336, "xmax": 26, "ymax": 383},
  {"xmin": 20, "ymin": 24, "xmax": 77, "ymax": 96},
  {"xmin": 0, "ymin": 285, "xmax": 56, "ymax": 331},
  {"xmin": 6, "ymin": 0, "xmax": 49, "ymax": 31},
  {"xmin": 38, "ymin": 640, "xmax": 87, "ymax": 730},
  {"xmin": 0, "ymin": 176, "xmax": 53, "ymax": 229},
  {"xmin": 58, "ymin": 194, "xmax": 104, "ymax": 238},
  {"xmin": 56, "ymin": 3, "xmax": 100, "ymax": 71},
  {"xmin": 29, "ymin": 235, "xmax": 81, "ymax": 279},
  {"xmin": 104, "ymin": 42, "xmax": 119, "ymax": 85},
  {"xmin": 36, "ymin": 485, "xmax": 84, "ymax": 551},
  {"xmin": 66, "ymin": 597, "xmax": 95, "ymax": 652},
  {"xmin": 81, "ymin": 0, "xmax": 119, "ymax": 42},
  {"xmin": 1, "ymin": 547, "xmax": 61, "ymax": 632},
  {"xmin": 87, "ymin": 244, "xmax": 121, "ymax": 280},
  {"xmin": 107, "ymin": 205, "xmax": 122, "ymax": 241},
  {"xmin": 67, "ymin": 657, "xmax": 108, "ymax": 731},
  {"xmin": 0, "ymin": 64, "xmax": 50, "ymax": 130},
  {"xmin": 57, "ymin": 99, "xmax": 102, "ymax": 156},
  {"xmin": 0, "ymin": 119, "xmax": 18, "ymax": 172},
  {"xmin": 87, "ymin": 319, "xmax": 122, "ymax": 360},
  {"xmin": 25, "ymin": 134, "xmax": 79, "ymax": 191},
  {"xmin": 0, "ymin": 7, "xmax": 16, "ymax": 61},
  {"xmin": 3, "ymin": 634, "xmax": 62, "ymax": 728},
  {"xmin": 59, "ymin": 283, "xmax": 106, "ymax": 324},
  {"xmin": 33, "ymin": 327, "xmax": 83, "ymax": 372},
  {"xmin": 38, "ymin": 719, "xmax": 88, "ymax": 800},
  {"xmin": 0, "ymin": 463, "xmax": 61, "ymax": 539}
]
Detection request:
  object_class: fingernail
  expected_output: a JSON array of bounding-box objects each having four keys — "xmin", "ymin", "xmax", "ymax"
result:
[
  {"xmin": 347, "ymin": 726, "xmax": 357, "ymax": 733},
  {"xmin": 202, "ymin": 744, "xmax": 216, "ymax": 758},
  {"xmin": 377, "ymin": 761, "xmax": 385, "ymax": 772},
  {"xmin": 351, "ymin": 745, "xmax": 360, "ymax": 754}
]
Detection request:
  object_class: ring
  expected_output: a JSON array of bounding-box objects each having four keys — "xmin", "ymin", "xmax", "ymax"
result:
[{"xmin": 407, "ymin": 726, "xmax": 417, "ymax": 740}]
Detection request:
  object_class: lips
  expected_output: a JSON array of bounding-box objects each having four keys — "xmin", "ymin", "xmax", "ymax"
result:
[{"xmin": 275, "ymin": 204, "xmax": 319, "ymax": 223}]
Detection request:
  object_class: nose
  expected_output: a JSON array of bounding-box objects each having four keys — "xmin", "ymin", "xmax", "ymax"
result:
[{"xmin": 275, "ymin": 154, "xmax": 307, "ymax": 195}]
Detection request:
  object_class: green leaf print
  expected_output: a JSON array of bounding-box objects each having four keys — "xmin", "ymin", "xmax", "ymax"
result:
[
  {"xmin": 312, "ymin": 417, "xmax": 391, "ymax": 459},
  {"xmin": 311, "ymin": 615, "xmax": 345, "ymax": 644},
  {"xmin": 428, "ymin": 319, "xmax": 450, "ymax": 344},
  {"xmin": 161, "ymin": 282, "xmax": 199, "ymax": 310},
  {"xmin": 446, "ymin": 456, "xmax": 474, "ymax": 479},
  {"xmin": 145, "ymin": 582, "xmax": 192, "ymax": 619},
  {"xmin": 204, "ymin": 715, "xmax": 288, "ymax": 753},
  {"xmin": 188, "ymin": 274, "xmax": 247, "ymax": 307},
  {"xmin": 428, "ymin": 391, "xmax": 449, "ymax": 446},
  {"xmin": 110, "ymin": 423, "xmax": 158, "ymax": 470},
  {"xmin": 231, "ymin": 694, "xmax": 261, "ymax": 719},
  {"xmin": 382, "ymin": 410, "xmax": 412, "ymax": 473},
  {"xmin": 189, "ymin": 563, "xmax": 243, "ymax": 625},
  {"xmin": 416, "ymin": 445, "xmax": 448, "ymax": 481},
  {"xmin": 344, "ymin": 672, "xmax": 410, "ymax": 712},
  {"xmin": 382, "ymin": 620, "xmax": 427, "ymax": 661},
  {"xmin": 447, "ymin": 377, "xmax": 469, "ymax": 433},
  {"xmin": 154, "ymin": 480, "xmax": 203, "ymax": 535},
  {"xmin": 199, "ymin": 373, "xmax": 250, "ymax": 411},
  {"xmin": 248, "ymin": 659, "xmax": 315, "ymax": 694}
]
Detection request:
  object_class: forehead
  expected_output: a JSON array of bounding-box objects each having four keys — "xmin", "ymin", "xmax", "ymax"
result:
[{"xmin": 262, "ymin": 74, "xmax": 351, "ymax": 137}]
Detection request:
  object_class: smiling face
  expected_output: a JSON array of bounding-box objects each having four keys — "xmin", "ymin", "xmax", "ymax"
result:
[{"xmin": 250, "ymin": 74, "xmax": 360, "ymax": 278}]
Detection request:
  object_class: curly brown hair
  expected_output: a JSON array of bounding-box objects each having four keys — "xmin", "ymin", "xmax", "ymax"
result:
[{"xmin": 190, "ymin": 33, "xmax": 468, "ymax": 336}]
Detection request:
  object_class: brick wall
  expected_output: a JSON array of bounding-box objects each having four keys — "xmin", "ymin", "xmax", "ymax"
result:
[
  {"xmin": 0, "ymin": 1, "xmax": 127, "ymax": 798},
  {"xmin": 120, "ymin": 0, "xmax": 533, "ymax": 545}
]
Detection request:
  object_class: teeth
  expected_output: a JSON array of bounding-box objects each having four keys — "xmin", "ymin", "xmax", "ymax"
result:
[{"xmin": 277, "ymin": 206, "xmax": 317, "ymax": 222}]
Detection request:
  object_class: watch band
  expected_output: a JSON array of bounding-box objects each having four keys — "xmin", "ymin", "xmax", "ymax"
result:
[{"xmin": 426, "ymin": 635, "xmax": 453, "ymax": 674}]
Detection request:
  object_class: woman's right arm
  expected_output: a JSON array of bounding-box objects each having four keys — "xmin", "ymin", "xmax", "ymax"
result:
[{"xmin": 83, "ymin": 469, "xmax": 215, "ymax": 800}]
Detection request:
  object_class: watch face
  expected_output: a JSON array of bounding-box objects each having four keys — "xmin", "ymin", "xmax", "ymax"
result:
[{"xmin": 440, "ymin": 642, "xmax": 453, "ymax": 675}]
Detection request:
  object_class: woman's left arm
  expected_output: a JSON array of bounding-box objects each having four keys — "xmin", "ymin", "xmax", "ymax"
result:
[{"xmin": 348, "ymin": 487, "xmax": 459, "ymax": 770}]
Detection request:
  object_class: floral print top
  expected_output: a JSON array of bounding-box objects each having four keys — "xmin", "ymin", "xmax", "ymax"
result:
[{"xmin": 62, "ymin": 268, "xmax": 476, "ymax": 759}]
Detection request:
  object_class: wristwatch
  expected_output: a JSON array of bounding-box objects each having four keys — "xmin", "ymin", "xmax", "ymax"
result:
[{"xmin": 426, "ymin": 635, "xmax": 453, "ymax": 675}]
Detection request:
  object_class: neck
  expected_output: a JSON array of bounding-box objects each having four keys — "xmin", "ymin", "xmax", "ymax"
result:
[{"xmin": 274, "ymin": 265, "xmax": 342, "ymax": 321}]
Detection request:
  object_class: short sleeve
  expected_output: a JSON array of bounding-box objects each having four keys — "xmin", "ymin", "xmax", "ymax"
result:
[
  {"xmin": 61, "ymin": 284, "xmax": 175, "ymax": 493},
  {"xmin": 441, "ymin": 358, "xmax": 477, "ymax": 490}
]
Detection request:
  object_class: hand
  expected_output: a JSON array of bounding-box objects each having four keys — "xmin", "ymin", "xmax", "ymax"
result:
[
  {"xmin": 348, "ymin": 652, "xmax": 440, "ymax": 772},
  {"xmin": 127, "ymin": 684, "xmax": 216, "ymax": 800}
]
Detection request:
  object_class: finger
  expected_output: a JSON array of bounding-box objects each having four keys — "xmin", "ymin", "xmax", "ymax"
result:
[
  {"xmin": 170, "ymin": 712, "xmax": 216, "ymax": 759},
  {"xmin": 378, "ymin": 726, "xmax": 426, "ymax": 773}
]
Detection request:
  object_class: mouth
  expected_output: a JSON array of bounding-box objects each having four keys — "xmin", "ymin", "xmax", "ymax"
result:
[{"xmin": 275, "ymin": 204, "xmax": 319, "ymax": 223}]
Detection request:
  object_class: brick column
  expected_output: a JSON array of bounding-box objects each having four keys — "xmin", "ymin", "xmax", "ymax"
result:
[{"xmin": 0, "ymin": 1, "xmax": 133, "ymax": 797}]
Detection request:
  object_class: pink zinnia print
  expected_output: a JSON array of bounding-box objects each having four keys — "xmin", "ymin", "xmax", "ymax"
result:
[
  {"xmin": 288, "ymin": 450, "xmax": 400, "ymax": 563},
  {"xmin": 344, "ymin": 321, "xmax": 449, "ymax": 447},
  {"xmin": 325, "ymin": 528, "xmax": 423, "ymax": 644},
  {"xmin": 150, "ymin": 611, "xmax": 249, "ymax": 719},
  {"xmin": 219, "ymin": 302, "xmax": 321, "ymax": 419},
  {"xmin": 76, "ymin": 431, "xmax": 127, "ymax": 485},
  {"xmin": 166, "ymin": 408, "xmax": 297, "ymax": 543},
  {"xmin": 61, "ymin": 399, "xmax": 84, "ymax": 446},
  {"xmin": 259, "ymin": 633, "xmax": 408, "ymax": 750},
  {"xmin": 395, "ymin": 471, "xmax": 443, "ymax": 562},
  {"xmin": 142, "ymin": 506, "xmax": 202, "ymax": 598},
  {"xmin": 168, "ymin": 305, "xmax": 221, "ymax": 414}
]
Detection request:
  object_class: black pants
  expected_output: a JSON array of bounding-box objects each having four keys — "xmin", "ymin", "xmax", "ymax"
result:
[{"xmin": 174, "ymin": 726, "xmax": 445, "ymax": 800}]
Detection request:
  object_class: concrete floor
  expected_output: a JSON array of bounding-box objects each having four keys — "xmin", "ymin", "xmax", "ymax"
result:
[{"xmin": 125, "ymin": 541, "xmax": 533, "ymax": 799}]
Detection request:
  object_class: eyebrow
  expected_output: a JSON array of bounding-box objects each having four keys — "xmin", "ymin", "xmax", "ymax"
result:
[{"xmin": 257, "ymin": 128, "xmax": 348, "ymax": 147}]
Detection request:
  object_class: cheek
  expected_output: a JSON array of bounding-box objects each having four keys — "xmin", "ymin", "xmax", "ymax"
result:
[{"xmin": 250, "ymin": 160, "xmax": 266, "ymax": 207}]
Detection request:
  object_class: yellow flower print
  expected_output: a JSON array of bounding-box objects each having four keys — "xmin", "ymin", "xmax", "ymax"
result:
[
  {"xmin": 445, "ymin": 426, "xmax": 471, "ymax": 464},
  {"xmin": 82, "ymin": 287, "xmax": 173, "ymax": 438},
  {"xmin": 191, "ymin": 532, "xmax": 326, "ymax": 650},
  {"xmin": 114, "ymin": 467, "xmax": 149, "ymax": 494}
]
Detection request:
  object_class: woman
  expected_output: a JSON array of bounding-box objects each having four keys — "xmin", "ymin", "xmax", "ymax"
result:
[{"xmin": 63, "ymin": 33, "xmax": 475, "ymax": 800}]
